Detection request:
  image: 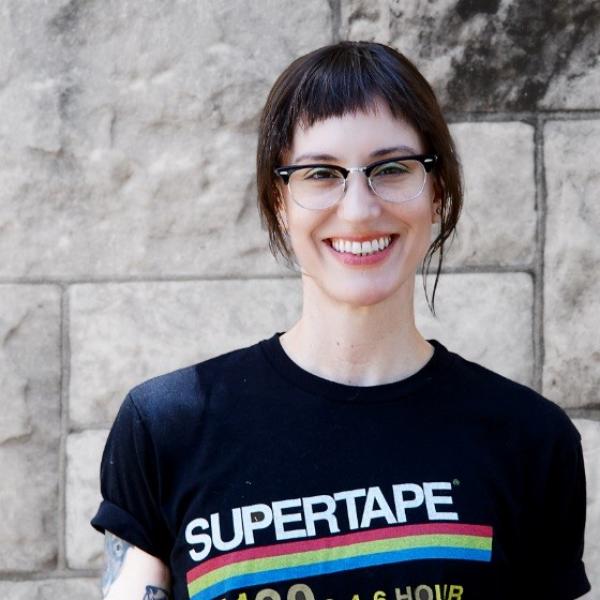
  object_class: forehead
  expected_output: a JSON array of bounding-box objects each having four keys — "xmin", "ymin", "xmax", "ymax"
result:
[{"xmin": 288, "ymin": 100, "xmax": 424, "ymax": 162}]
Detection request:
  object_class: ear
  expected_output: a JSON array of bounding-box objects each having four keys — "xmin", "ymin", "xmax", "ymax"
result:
[
  {"xmin": 431, "ymin": 182, "xmax": 443, "ymax": 224},
  {"xmin": 432, "ymin": 200, "xmax": 441, "ymax": 223}
]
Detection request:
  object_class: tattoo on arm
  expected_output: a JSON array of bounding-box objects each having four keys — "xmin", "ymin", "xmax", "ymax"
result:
[
  {"xmin": 101, "ymin": 532, "xmax": 133, "ymax": 597},
  {"xmin": 143, "ymin": 585, "xmax": 171, "ymax": 599}
]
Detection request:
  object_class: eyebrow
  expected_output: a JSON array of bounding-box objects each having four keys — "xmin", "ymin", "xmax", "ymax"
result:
[{"xmin": 292, "ymin": 145, "xmax": 419, "ymax": 163}]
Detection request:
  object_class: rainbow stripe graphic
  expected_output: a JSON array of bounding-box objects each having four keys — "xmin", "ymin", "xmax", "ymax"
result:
[{"xmin": 186, "ymin": 522, "xmax": 493, "ymax": 600}]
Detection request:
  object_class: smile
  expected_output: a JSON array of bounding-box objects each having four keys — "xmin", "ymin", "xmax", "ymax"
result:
[{"xmin": 329, "ymin": 236, "xmax": 393, "ymax": 256}]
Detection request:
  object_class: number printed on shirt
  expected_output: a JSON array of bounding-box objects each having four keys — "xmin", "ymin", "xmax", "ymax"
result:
[{"xmin": 233, "ymin": 583, "xmax": 316, "ymax": 600}]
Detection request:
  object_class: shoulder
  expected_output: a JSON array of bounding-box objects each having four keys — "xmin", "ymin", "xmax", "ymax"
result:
[
  {"xmin": 446, "ymin": 347, "xmax": 581, "ymax": 445},
  {"xmin": 125, "ymin": 339, "xmax": 263, "ymax": 425}
]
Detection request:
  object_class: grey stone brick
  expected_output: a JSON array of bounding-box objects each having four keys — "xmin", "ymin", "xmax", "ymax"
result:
[
  {"xmin": 0, "ymin": 285, "xmax": 61, "ymax": 571},
  {"xmin": 0, "ymin": 0, "xmax": 332, "ymax": 280},
  {"xmin": 543, "ymin": 120, "xmax": 600, "ymax": 408},
  {"xmin": 415, "ymin": 273, "xmax": 534, "ymax": 387},
  {"xmin": 66, "ymin": 430, "xmax": 108, "ymax": 569},
  {"xmin": 0, "ymin": 578, "xmax": 99, "ymax": 599},
  {"xmin": 69, "ymin": 279, "xmax": 302, "ymax": 427},
  {"xmin": 573, "ymin": 418, "xmax": 600, "ymax": 596},
  {"xmin": 388, "ymin": 0, "xmax": 600, "ymax": 111},
  {"xmin": 446, "ymin": 122, "xmax": 536, "ymax": 267},
  {"xmin": 341, "ymin": 0, "xmax": 390, "ymax": 42}
]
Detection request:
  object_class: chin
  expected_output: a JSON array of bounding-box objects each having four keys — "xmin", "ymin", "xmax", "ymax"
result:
[{"xmin": 326, "ymin": 282, "xmax": 403, "ymax": 309}]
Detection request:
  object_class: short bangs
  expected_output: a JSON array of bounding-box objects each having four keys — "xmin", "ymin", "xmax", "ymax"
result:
[{"xmin": 269, "ymin": 42, "xmax": 436, "ymax": 154}]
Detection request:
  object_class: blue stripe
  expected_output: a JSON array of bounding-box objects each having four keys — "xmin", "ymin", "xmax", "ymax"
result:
[{"xmin": 189, "ymin": 546, "xmax": 491, "ymax": 600}]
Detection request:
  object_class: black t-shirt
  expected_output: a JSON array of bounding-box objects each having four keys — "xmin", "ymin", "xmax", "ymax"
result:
[{"xmin": 91, "ymin": 334, "xmax": 591, "ymax": 600}]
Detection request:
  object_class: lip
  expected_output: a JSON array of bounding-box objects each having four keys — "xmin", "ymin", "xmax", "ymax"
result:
[{"xmin": 323, "ymin": 234, "xmax": 398, "ymax": 266}]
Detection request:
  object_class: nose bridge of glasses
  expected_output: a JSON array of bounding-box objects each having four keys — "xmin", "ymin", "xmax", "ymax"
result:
[
  {"xmin": 336, "ymin": 167, "xmax": 381, "ymax": 215},
  {"xmin": 344, "ymin": 165, "xmax": 373, "ymax": 192},
  {"xmin": 346, "ymin": 166, "xmax": 368, "ymax": 174}
]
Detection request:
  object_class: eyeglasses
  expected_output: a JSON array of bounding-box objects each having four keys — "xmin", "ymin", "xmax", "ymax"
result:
[{"xmin": 274, "ymin": 154, "xmax": 437, "ymax": 210}]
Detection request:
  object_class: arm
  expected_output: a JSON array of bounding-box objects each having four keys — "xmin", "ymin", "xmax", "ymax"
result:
[{"xmin": 102, "ymin": 531, "xmax": 172, "ymax": 600}]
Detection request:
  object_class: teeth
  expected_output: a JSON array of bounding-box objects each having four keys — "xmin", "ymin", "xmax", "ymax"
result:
[{"xmin": 331, "ymin": 236, "xmax": 392, "ymax": 255}]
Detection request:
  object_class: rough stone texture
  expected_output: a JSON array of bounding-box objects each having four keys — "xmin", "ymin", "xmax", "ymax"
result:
[
  {"xmin": 69, "ymin": 279, "xmax": 302, "ymax": 427},
  {"xmin": 574, "ymin": 419, "xmax": 600, "ymax": 597},
  {"xmin": 543, "ymin": 121, "xmax": 600, "ymax": 409},
  {"xmin": 415, "ymin": 273, "xmax": 534, "ymax": 387},
  {"xmin": 387, "ymin": 0, "xmax": 600, "ymax": 111},
  {"xmin": 340, "ymin": 0, "xmax": 390, "ymax": 42},
  {"xmin": 0, "ymin": 0, "xmax": 331, "ymax": 280},
  {"xmin": 0, "ymin": 285, "xmax": 61, "ymax": 571},
  {"xmin": 66, "ymin": 430, "xmax": 108, "ymax": 569},
  {"xmin": 447, "ymin": 122, "xmax": 536, "ymax": 267},
  {"xmin": 0, "ymin": 578, "xmax": 99, "ymax": 599}
]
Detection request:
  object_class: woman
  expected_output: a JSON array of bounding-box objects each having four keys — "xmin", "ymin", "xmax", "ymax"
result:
[{"xmin": 92, "ymin": 41, "xmax": 590, "ymax": 600}]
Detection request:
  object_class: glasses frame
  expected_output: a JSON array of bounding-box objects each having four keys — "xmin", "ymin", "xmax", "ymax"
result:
[{"xmin": 274, "ymin": 154, "xmax": 438, "ymax": 210}]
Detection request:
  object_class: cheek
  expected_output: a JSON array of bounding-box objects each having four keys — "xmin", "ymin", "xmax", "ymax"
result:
[
  {"xmin": 287, "ymin": 212, "xmax": 320, "ymax": 244},
  {"xmin": 391, "ymin": 196, "xmax": 435, "ymax": 226},
  {"xmin": 414, "ymin": 181, "xmax": 438, "ymax": 222}
]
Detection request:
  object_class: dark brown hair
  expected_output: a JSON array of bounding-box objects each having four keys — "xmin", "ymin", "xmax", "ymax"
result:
[{"xmin": 256, "ymin": 41, "xmax": 462, "ymax": 313}]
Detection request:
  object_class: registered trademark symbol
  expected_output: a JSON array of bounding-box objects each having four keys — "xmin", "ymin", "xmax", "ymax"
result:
[{"xmin": 452, "ymin": 478, "xmax": 460, "ymax": 486}]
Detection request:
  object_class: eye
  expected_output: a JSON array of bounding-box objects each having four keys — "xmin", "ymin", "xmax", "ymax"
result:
[
  {"xmin": 303, "ymin": 167, "xmax": 341, "ymax": 180},
  {"xmin": 371, "ymin": 161, "xmax": 412, "ymax": 177}
]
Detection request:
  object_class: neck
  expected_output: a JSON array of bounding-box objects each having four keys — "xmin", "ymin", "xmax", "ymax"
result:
[{"xmin": 280, "ymin": 275, "xmax": 433, "ymax": 386}]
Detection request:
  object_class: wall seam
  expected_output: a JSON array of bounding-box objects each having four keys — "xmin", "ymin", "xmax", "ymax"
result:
[
  {"xmin": 446, "ymin": 110, "xmax": 600, "ymax": 122},
  {"xmin": 327, "ymin": 0, "xmax": 341, "ymax": 42},
  {"xmin": 57, "ymin": 284, "xmax": 70, "ymax": 570},
  {"xmin": 0, "ymin": 266, "xmax": 544, "ymax": 286},
  {"xmin": 533, "ymin": 114, "xmax": 546, "ymax": 394},
  {"xmin": 0, "ymin": 568, "xmax": 99, "ymax": 581}
]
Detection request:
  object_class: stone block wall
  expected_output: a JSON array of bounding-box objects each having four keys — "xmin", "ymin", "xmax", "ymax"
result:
[{"xmin": 0, "ymin": 0, "xmax": 598, "ymax": 597}]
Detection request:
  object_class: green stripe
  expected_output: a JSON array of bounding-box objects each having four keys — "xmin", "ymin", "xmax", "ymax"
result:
[{"xmin": 188, "ymin": 534, "xmax": 491, "ymax": 595}]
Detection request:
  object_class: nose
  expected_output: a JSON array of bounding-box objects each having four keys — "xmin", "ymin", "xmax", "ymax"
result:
[{"xmin": 337, "ymin": 170, "xmax": 382, "ymax": 222}]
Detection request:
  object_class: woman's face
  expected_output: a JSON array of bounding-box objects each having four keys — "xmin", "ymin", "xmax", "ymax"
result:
[{"xmin": 279, "ymin": 98, "xmax": 439, "ymax": 309}]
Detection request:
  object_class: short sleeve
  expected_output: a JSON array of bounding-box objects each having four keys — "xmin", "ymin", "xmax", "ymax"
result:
[
  {"xmin": 91, "ymin": 393, "xmax": 171, "ymax": 564},
  {"xmin": 525, "ymin": 418, "xmax": 591, "ymax": 598}
]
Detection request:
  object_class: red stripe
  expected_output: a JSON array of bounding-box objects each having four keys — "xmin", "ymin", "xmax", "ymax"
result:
[{"xmin": 186, "ymin": 522, "xmax": 492, "ymax": 583}]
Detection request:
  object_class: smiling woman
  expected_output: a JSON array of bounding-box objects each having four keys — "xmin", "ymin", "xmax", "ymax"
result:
[
  {"xmin": 258, "ymin": 42, "xmax": 462, "ymax": 317},
  {"xmin": 91, "ymin": 42, "xmax": 591, "ymax": 600},
  {"xmin": 270, "ymin": 101, "xmax": 439, "ymax": 319}
]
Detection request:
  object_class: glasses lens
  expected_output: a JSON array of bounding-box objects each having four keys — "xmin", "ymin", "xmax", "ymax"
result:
[
  {"xmin": 370, "ymin": 159, "xmax": 426, "ymax": 203},
  {"xmin": 289, "ymin": 167, "xmax": 345, "ymax": 209}
]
